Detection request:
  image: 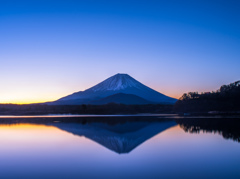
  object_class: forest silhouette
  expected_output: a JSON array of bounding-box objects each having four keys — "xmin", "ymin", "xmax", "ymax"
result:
[{"xmin": 174, "ymin": 80, "xmax": 240, "ymax": 113}]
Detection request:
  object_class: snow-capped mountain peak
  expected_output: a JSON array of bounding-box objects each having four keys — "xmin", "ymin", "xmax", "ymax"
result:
[
  {"xmin": 89, "ymin": 73, "xmax": 141, "ymax": 92},
  {"xmin": 51, "ymin": 73, "xmax": 177, "ymax": 104}
]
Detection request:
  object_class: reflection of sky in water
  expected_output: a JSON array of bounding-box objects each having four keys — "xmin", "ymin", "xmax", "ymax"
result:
[{"xmin": 0, "ymin": 123, "xmax": 239, "ymax": 179}]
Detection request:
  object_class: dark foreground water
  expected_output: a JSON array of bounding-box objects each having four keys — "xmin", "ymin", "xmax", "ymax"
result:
[{"xmin": 0, "ymin": 115, "xmax": 239, "ymax": 179}]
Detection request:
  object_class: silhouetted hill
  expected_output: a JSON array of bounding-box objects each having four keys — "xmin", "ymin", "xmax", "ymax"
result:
[{"xmin": 174, "ymin": 80, "xmax": 240, "ymax": 113}]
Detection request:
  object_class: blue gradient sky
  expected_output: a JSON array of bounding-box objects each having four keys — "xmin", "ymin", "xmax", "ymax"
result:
[{"xmin": 1, "ymin": 0, "xmax": 240, "ymax": 103}]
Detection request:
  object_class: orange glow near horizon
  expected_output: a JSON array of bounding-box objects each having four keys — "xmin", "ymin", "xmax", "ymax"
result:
[
  {"xmin": 0, "ymin": 123, "xmax": 53, "ymax": 129},
  {"xmin": 0, "ymin": 94, "xmax": 63, "ymax": 104},
  {"xmin": 1, "ymin": 100, "xmax": 52, "ymax": 105},
  {"xmin": 0, "ymin": 99, "xmax": 55, "ymax": 105}
]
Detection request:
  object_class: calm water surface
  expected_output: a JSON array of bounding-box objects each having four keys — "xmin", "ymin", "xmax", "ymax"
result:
[{"xmin": 0, "ymin": 116, "xmax": 239, "ymax": 179}]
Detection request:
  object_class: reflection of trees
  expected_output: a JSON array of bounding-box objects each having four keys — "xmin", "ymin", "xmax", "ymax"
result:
[{"xmin": 175, "ymin": 118, "xmax": 240, "ymax": 142}]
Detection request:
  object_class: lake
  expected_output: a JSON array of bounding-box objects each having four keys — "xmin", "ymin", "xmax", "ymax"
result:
[{"xmin": 0, "ymin": 115, "xmax": 239, "ymax": 179}]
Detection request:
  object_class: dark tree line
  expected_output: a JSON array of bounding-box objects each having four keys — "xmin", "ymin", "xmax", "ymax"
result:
[
  {"xmin": 174, "ymin": 80, "xmax": 240, "ymax": 113},
  {"xmin": 0, "ymin": 103, "xmax": 174, "ymax": 115}
]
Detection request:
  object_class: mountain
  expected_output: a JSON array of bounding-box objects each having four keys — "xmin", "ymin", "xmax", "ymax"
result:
[{"xmin": 48, "ymin": 73, "xmax": 177, "ymax": 105}]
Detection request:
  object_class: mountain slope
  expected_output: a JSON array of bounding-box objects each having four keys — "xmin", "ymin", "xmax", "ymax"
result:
[
  {"xmin": 89, "ymin": 93, "xmax": 155, "ymax": 105},
  {"xmin": 49, "ymin": 73, "xmax": 177, "ymax": 105}
]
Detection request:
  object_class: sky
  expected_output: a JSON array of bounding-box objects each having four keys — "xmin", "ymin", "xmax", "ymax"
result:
[{"xmin": 1, "ymin": 0, "xmax": 240, "ymax": 104}]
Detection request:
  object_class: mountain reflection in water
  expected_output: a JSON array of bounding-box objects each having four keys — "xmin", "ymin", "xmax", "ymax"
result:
[
  {"xmin": 0, "ymin": 116, "xmax": 239, "ymax": 154},
  {"xmin": 50, "ymin": 121, "xmax": 176, "ymax": 154},
  {"xmin": 0, "ymin": 116, "xmax": 177, "ymax": 154},
  {"xmin": 0, "ymin": 116, "xmax": 239, "ymax": 179}
]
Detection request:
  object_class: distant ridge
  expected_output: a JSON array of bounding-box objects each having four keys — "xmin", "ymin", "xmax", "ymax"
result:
[
  {"xmin": 89, "ymin": 93, "xmax": 155, "ymax": 105},
  {"xmin": 48, "ymin": 73, "xmax": 177, "ymax": 105}
]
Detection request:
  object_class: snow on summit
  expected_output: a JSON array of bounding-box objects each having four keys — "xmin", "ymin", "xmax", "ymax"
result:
[{"xmin": 90, "ymin": 73, "xmax": 141, "ymax": 91}]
